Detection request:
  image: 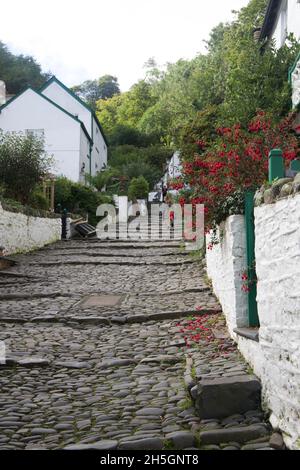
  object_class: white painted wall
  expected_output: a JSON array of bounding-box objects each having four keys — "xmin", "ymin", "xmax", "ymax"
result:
[
  {"xmin": 291, "ymin": 55, "xmax": 300, "ymax": 109},
  {"xmin": 272, "ymin": 0, "xmax": 300, "ymax": 47},
  {"xmin": 248, "ymin": 194, "xmax": 300, "ymax": 449},
  {"xmin": 163, "ymin": 151, "xmax": 182, "ymax": 185},
  {"xmin": 206, "ymin": 196, "xmax": 300, "ymax": 449},
  {"xmin": 41, "ymin": 81, "xmax": 91, "ymax": 137},
  {"xmin": 42, "ymin": 80, "xmax": 108, "ymax": 176},
  {"xmin": 168, "ymin": 151, "xmax": 182, "ymax": 179},
  {"xmin": 0, "ymin": 202, "xmax": 61, "ymax": 255},
  {"xmin": 79, "ymin": 127, "xmax": 91, "ymax": 183},
  {"xmin": 0, "ymin": 81, "xmax": 6, "ymax": 105},
  {"xmin": 0, "ymin": 88, "xmax": 82, "ymax": 181},
  {"xmin": 267, "ymin": 0, "xmax": 300, "ymax": 108},
  {"xmin": 91, "ymin": 117, "xmax": 107, "ymax": 175},
  {"xmin": 206, "ymin": 215, "xmax": 248, "ymax": 336}
]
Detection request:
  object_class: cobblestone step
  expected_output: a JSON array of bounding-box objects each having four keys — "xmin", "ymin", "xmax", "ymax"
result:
[{"xmin": 0, "ymin": 237, "xmax": 281, "ymax": 450}]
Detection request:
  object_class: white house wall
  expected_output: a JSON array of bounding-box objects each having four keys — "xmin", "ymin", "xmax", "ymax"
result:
[
  {"xmin": 272, "ymin": 0, "xmax": 300, "ymax": 48},
  {"xmin": 0, "ymin": 88, "xmax": 81, "ymax": 181},
  {"xmin": 42, "ymin": 81, "xmax": 108, "ymax": 175},
  {"xmin": 79, "ymin": 127, "xmax": 92, "ymax": 182},
  {"xmin": 91, "ymin": 116, "xmax": 107, "ymax": 175},
  {"xmin": 42, "ymin": 81, "xmax": 92, "ymax": 136}
]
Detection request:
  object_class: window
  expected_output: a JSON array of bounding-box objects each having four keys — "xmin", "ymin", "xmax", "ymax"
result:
[
  {"xmin": 25, "ymin": 129, "xmax": 44, "ymax": 139},
  {"xmin": 96, "ymin": 127, "xmax": 99, "ymax": 134},
  {"xmin": 96, "ymin": 146, "xmax": 99, "ymax": 154}
]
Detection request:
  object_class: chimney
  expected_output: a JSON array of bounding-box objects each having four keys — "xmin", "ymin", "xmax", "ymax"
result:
[
  {"xmin": 0, "ymin": 80, "xmax": 6, "ymax": 105},
  {"xmin": 253, "ymin": 27, "xmax": 262, "ymax": 42}
]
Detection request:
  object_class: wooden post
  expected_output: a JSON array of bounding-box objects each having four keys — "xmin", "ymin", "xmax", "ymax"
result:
[
  {"xmin": 269, "ymin": 149, "xmax": 284, "ymax": 183},
  {"xmin": 61, "ymin": 209, "xmax": 67, "ymax": 240},
  {"xmin": 50, "ymin": 180, "xmax": 55, "ymax": 212}
]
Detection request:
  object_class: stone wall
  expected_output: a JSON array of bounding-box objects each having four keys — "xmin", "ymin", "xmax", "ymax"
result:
[
  {"xmin": 206, "ymin": 215, "xmax": 248, "ymax": 336},
  {"xmin": 206, "ymin": 176, "xmax": 300, "ymax": 449},
  {"xmin": 250, "ymin": 191, "xmax": 300, "ymax": 450},
  {"xmin": 0, "ymin": 202, "xmax": 61, "ymax": 255}
]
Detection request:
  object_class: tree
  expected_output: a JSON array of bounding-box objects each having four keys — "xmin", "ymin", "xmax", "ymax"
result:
[
  {"xmin": 170, "ymin": 112, "xmax": 299, "ymax": 234},
  {"xmin": 73, "ymin": 75, "xmax": 120, "ymax": 109},
  {"xmin": 0, "ymin": 41, "xmax": 50, "ymax": 94},
  {"xmin": 0, "ymin": 131, "xmax": 53, "ymax": 204},
  {"xmin": 88, "ymin": 168, "xmax": 119, "ymax": 192},
  {"xmin": 96, "ymin": 80, "xmax": 156, "ymax": 135},
  {"xmin": 98, "ymin": 75, "xmax": 120, "ymax": 99},
  {"xmin": 128, "ymin": 176, "xmax": 149, "ymax": 201},
  {"xmin": 54, "ymin": 176, "xmax": 112, "ymax": 225}
]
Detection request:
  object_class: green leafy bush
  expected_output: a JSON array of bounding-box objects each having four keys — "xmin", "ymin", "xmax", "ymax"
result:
[
  {"xmin": 128, "ymin": 176, "xmax": 149, "ymax": 201},
  {"xmin": 28, "ymin": 188, "xmax": 49, "ymax": 210},
  {"xmin": 0, "ymin": 196, "xmax": 60, "ymax": 218},
  {"xmin": 54, "ymin": 177, "xmax": 112, "ymax": 225},
  {"xmin": 0, "ymin": 131, "xmax": 53, "ymax": 204}
]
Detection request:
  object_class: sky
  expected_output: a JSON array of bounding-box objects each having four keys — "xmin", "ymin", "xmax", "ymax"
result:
[{"xmin": 1, "ymin": 0, "xmax": 250, "ymax": 91}]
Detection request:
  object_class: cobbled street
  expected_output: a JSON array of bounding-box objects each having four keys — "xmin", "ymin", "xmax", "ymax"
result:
[{"xmin": 0, "ymin": 239, "xmax": 276, "ymax": 450}]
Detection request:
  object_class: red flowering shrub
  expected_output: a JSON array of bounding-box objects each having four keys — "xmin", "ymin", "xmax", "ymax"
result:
[{"xmin": 169, "ymin": 111, "xmax": 299, "ymax": 234}]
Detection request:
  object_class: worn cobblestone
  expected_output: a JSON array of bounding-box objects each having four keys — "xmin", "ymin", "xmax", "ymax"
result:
[{"xmin": 0, "ymin": 238, "xmax": 276, "ymax": 450}]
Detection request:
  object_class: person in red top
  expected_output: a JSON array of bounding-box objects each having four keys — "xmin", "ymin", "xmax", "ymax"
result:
[{"xmin": 169, "ymin": 209, "xmax": 174, "ymax": 228}]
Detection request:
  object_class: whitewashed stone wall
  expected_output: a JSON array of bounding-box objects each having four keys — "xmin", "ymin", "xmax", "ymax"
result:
[
  {"xmin": 0, "ymin": 202, "xmax": 61, "ymax": 255},
  {"xmin": 248, "ymin": 194, "xmax": 300, "ymax": 450},
  {"xmin": 206, "ymin": 215, "xmax": 248, "ymax": 336},
  {"xmin": 206, "ymin": 196, "xmax": 300, "ymax": 449}
]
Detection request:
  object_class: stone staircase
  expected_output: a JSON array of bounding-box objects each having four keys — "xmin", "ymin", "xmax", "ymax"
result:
[{"xmin": 101, "ymin": 216, "xmax": 184, "ymax": 241}]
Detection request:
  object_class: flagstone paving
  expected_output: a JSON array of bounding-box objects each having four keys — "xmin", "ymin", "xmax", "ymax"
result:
[{"xmin": 0, "ymin": 239, "xmax": 280, "ymax": 450}]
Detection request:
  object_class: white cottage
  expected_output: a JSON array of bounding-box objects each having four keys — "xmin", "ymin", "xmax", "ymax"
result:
[
  {"xmin": 162, "ymin": 151, "xmax": 182, "ymax": 186},
  {"xmin": 0, "ymin": 76, "xmax": 108, "ymax": 182},
  {"xmin": 260, "ymin": 0, "xmax": 300, "ymax": 108}
]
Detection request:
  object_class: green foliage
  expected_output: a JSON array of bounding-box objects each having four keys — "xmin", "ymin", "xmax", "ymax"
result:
[
  {"xmin": 107, "ymin": 124, "xmax": 157, "ymax": 147},
  {"xmin": 0, "ymin": 41, "xmax": 50, "ymax": 94},
  {"xmin": 72, "ymin": 75, "xmax": 120, "ymax": 110},
  {"xmin": 96, "ymin": 80, "xmax": 158, "ymax": 141},
  {"xmin": 176, "ymin": 105, "xmax": 220, "ymax": 159},
  {"xmin": 96, "ymin": 0, "xmax": 299, "ymax": 154},
  {"xmin": 68, "ymin": 0, "xmax": 300, "ymax": 205},
  {"xmin": 54, "ymin": 177, "xmax": 112, "ymax": 225},
  {"xmin": 107, "ymin": 144, "xmax": 172, "ymax": 191},
  {"xmin": 213, "ymin": 188, "xmax": 246, "ymax": 227},
  {"xmin": 0, "ymin": 131, "xmax": 53, "ymax": 204},
  {"xmin": 128, "ymin": 176, "xmax": 149, "ymax": 201},
  {"xmin": 28, "ymin": 188, "xmax": 49, "ymax": 210},
  {"xmin": 88, "ymin": 168, "xmax": 118, "ymax": 192},
  {"xmin": 97, "ymin": 75, "xmax": 120, "ymax": 99},
  {"xmin": 109, "ymin": 144, "xmax": 171, "ymax": 172},
  {"xmin": 0, "ymin": 196, "xmax": 59, "ymax": 218}
]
